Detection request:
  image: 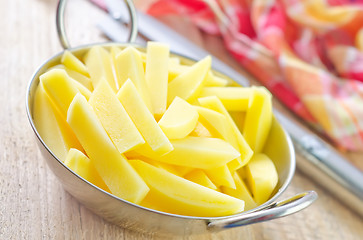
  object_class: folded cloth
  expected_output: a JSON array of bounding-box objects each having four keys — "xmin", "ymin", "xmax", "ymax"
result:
[
  {"xmin": 93, "ymin": 0, "xmax": 363, "ymax": 151},
  {"xmin": 143, "ymin": 0, "xmax": 363, "ymax": 151}
]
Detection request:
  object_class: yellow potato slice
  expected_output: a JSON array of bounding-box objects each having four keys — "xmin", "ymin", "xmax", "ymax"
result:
[
  {"xmin": 145, "ymin": 42, "xmax": 170, "ymax": 116},
  {"xmin": 229, "ymin": 111, "xmax": 246, "ymax": 134},
  {"xmin": 222, "ymin": 172, "xmax": 257, "ymax": 211},
  {"xmin": 204, "ymin": 71, "xmax": 229, "ymax": 87},
  {"xmin": 42, "ymin": 66, "xmax": 91, "ymax": 100},
  {"xmin": 167, "ymin": 56, "xmax": 211, "ymax": 104},
  {"xmin": 167, "ymin": 61, "xmax": 188, "ymax": 81},
  {"xmin": 117, "ymin": 79, "xmax": 173, "ymax": 155},
  {"xmin": 50, "ymin": 64, "xmax": 93, "ymax": 91},
  {"xmin": 114, "ymin": 46, "xmax": 152, "ymax": 111},
  {"xmin": 67, "ymin": 94, "xmax": 149, "ymax": 204},
  {"xmin": 71, "ymin": 79, "xmax": 92, "ymax": 100},
  {"xmin": 168, "ymin": 62, "xmax": 227, "ymax": 88},
  {"xmin": 184, "ymin": 169, "xmax": 217, "ymax": 190},
  {"xmin": 110, "ymin": 46, "xmax": 122, "ymax": 85},
  {"xmin": 205, "ymin": 164, "xmax": 236, "ymax": 189},
  {"xmin": 199, "ymin": 87, "xmax": 251, "ymax": 111},
  {"xmin": 110, "ymin": 46, "xmax": 122, "ymax": 67},
  {"xmin": 52, "ymin": 110, "xmax": 84, "ymax": 159},
  {"xmin": 245, "ymin": 153, "xmax": 278, "ymax": 205},
  {"xmin": 243, "ymin": 87, "xmax": 272, "ymax": 153},
  {"xmin": 195, "ymin": 106, "xmax": 228, "ymax": 139},
  {"xmin": 134, "ymin": 136, "xmax": 240, "ymax": 169},
  {"xmin": 131, "ymin": 160, "xmax": 245, "ymax": 217},
  {"xmin": 189, "ymin": 121, "xmax": 214, "ymax": 138},
  {"xmin": 173, "ymin": 165, "xmax": 194, "ymax": 176},
  {"xmin": 33, "ymin": 83, "xmax": 70, "ymax": 161},
  {"xmin": 169, "ymin": 57, "xmax": 180, "ymax": 65},
  {"xmin": 138, "ymin": 51, "xmax": 148, "ymax": 70},
  {"xmin": 89, "ymin": 80, "xmax": 145, "ymax": 154},
  {"xmin": 61, "ymin": 50, "xmax": 89, "ymax": 77},
  {"xmin": 40, "ymin": 69, "xmax": 80, "ymax": 117},
  {"xmin": 154, "ymin": 163, "xmax": 182, "ymax": 176},
  {"xmin": 198, "ymin": 96, "xmax": 253, "ymax": 170},
  {"xmin": 195, "ymin": 105, "xmax": 244, "ymax": 171},
  {"xmin": 84, "ymin": 46, "xmax": 117, "ymax": 91},
  {"xmin": 64, "ymin": 148, "xmax": 110, "ymax": 192},
  {"xmin": 158, "ymin": 97, "xmax": 199, "ymax": 139},
  {"xmin": 142, "ymin": 157, "xmax": 182, "ymax": 176},
  {"xmin": 125, "ymin": 151, "xmax": 191, "ymax": 176}
]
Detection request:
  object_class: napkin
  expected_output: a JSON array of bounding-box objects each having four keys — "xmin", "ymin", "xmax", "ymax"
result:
[{"xmin": 94, "ymin": 0, "xmax": 363, "ymax": 151}]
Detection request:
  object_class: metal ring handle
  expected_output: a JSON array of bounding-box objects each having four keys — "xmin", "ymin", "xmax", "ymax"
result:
[
  {"xmin": 208, "ymin": 191, "xmax": 318, "ymax": 230},
  {"xmin": 56, "ymin": 0, "xmax": 138, "ymax": 49}
]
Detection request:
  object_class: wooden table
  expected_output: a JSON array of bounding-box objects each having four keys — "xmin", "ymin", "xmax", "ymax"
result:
[{"xmin": 0, "ymin": 0, "xmax": 362, "ymax": 239}]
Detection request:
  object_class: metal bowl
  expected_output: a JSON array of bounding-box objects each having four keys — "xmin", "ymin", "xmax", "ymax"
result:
[
  {"xmin": 26, "ymin": 42, "xmax": 317, "ymax": 236},
  {"xmin": 25, "ymin": 0, "xmax": 317, "ymax": 236}
]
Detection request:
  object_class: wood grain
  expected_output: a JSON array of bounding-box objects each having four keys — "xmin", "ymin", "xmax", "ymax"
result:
[{"xmin": 0, "ymin": 0, "xmax": 362, "ymax": 239}]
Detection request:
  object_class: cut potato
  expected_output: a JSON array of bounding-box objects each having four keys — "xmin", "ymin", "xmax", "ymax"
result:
[
  {"xmin": 197, "ymin": 102, "xmax": 246, "ymax": 171},
  {"xmin": 158, "ymin": 97, "xmax": 199, "ymax": 139},
  {"xmin": 84, "ymin": 46, "xmax": 117, "ymax": 91},
  {"xmin": 110, "ymin": 46, "xmax": 122, "ymax": 88},
  {"xmin": 40, "ymin": 69, "xmax": 80, "ymax": 117},
  {"xmin": 114, "ymin": 46, "xmax": 152, "ymax": 111},
  {"xmin": 199, "ymin": 87, "xmax": 251, "ymax": 111},
  {"xmin": 145, "ymin": 158, "xmax": 182, "ymax": 176},
  {"xmin": 189, "ymin": 121, "xmax": 214, "ymax": 138},
  {"xmin": 243, "ymin": 87, "xmax": 272, "ymax": 153},
  {"xmin": 229, "ymin": 111, "xmax": 246, "ymax": 134},
  {"xmin": 117, "ymin": 79, "xmax": 173, "ymax": 155},
  {"xmin": 127, "ymin": 153, "xmax": 194, "ymax": 177},
  {"xmin": 33, "ymin": 44, "xmax": 281, "ymax": 217},
  {"xmin": 205, "ymin": 164, "xmax": 236, "ymax": 189},
  {"xmin": 195, "ymin": 105, "xmax": 245, "ymax": 172},
  {"xmin": 184, "ymin": 169, "xmax": 217, "ymax": 190},
  {"xmin": 195, "ymin": 106, "xmax": 228, "ymax": 139},
  {"xmin": 167, "ymin": 56, "xmax": 211, "ymax": 104},
  {"xmin": 173, "ymin": 165, "xmax": 194, "ymax": 176},
  {"xmin": 145, "ymin": 42, "xmax": 170, "ymax": 116},
  {"xmin": 169, "ymin": 57, "xmax": 180, "ymax": 65},
  {"xmin": 64, "ymin": 148, "xmax": 110, "ymax": 192},
  {"xmin": 50, "ymin": 64, "xmax": 93, "ymax": 91},
  {"xmin": 199, "ymin": 96, "xmax": 253, "ymax": 170},
  {"xmin": 131, "ymin": 160, "xmax": 245, "ymax": 217},
  {"xmin": 222, "ymin": 172, "xmax": 257, "ymax": 211},
  {"xmin": 168, "ymin": 62, "xmax": 188, "ymax": 81},
  {"xmin": 196, "ymin": 106, "xmax": 234, "ymax": 141},
  {"xmin": 127, "ymin": 154, "xmax": 182, "ymax": 177},
  {"xmin": 61, "ymin": 50, "xmax": 89, "ymax": 77},
  {"xmin": 33, "ymin": 83, "xmax": 71, "ymax": 161},
  {"xmin": 134, "ymin": 136, "xmax": 240, "ymax": 169},
  {"xmin": 71, "ymin": 79, "xmax": 92, "ymax": 100},
  {"xmin": 205, "ymin": 71, "xmax": 229, "ymax": 87},
  {"xmin": 67, "ymin": 94, "xmax": 149, "ymax": 204},
  {"xmin": 89, "ymin": 80, "xmax": 145, "ymax": 154},
  {"xmin": 245, "ymin": 153, "xmax": 278, "ymax": 205}
]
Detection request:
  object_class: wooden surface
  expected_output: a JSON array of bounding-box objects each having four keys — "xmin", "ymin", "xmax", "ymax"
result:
[{"xmin": 0, "ymin": 0, "xmax": 362, "ymax": 239}]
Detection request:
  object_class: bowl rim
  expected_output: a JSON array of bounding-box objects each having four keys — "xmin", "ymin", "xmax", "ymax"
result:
[{"xmin": 26, "ymin": 42, "xmax": 296, "ymax": 221}]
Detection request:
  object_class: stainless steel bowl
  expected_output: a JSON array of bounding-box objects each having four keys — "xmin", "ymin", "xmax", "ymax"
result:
[{"xmin": 25, "ymin": 0, "xmax": 317, "ymax": 236}]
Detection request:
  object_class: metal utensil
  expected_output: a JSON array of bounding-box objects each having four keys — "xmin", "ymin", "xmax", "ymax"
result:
[
  {"xmin": 26, "ymin": 0, "xmax": 317, "ymax": 235},
  {"xmin": 98, "ymin": 0, "xmax": 363, "ymax": 217}
]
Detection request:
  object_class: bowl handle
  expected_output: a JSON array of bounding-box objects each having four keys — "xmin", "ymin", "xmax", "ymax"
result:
[
  {"xmin": 208, "ymin": 191, "xmax": 318, "ymax": 230},
  {"xmin": 56, "ymin": 0, "xmax": 138, "ymax": 49}
]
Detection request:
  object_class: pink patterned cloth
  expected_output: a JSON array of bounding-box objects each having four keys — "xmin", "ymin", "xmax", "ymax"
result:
[{"xmin": 92, "ymin": 0, "xmax": 363, "ymax": 151}]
